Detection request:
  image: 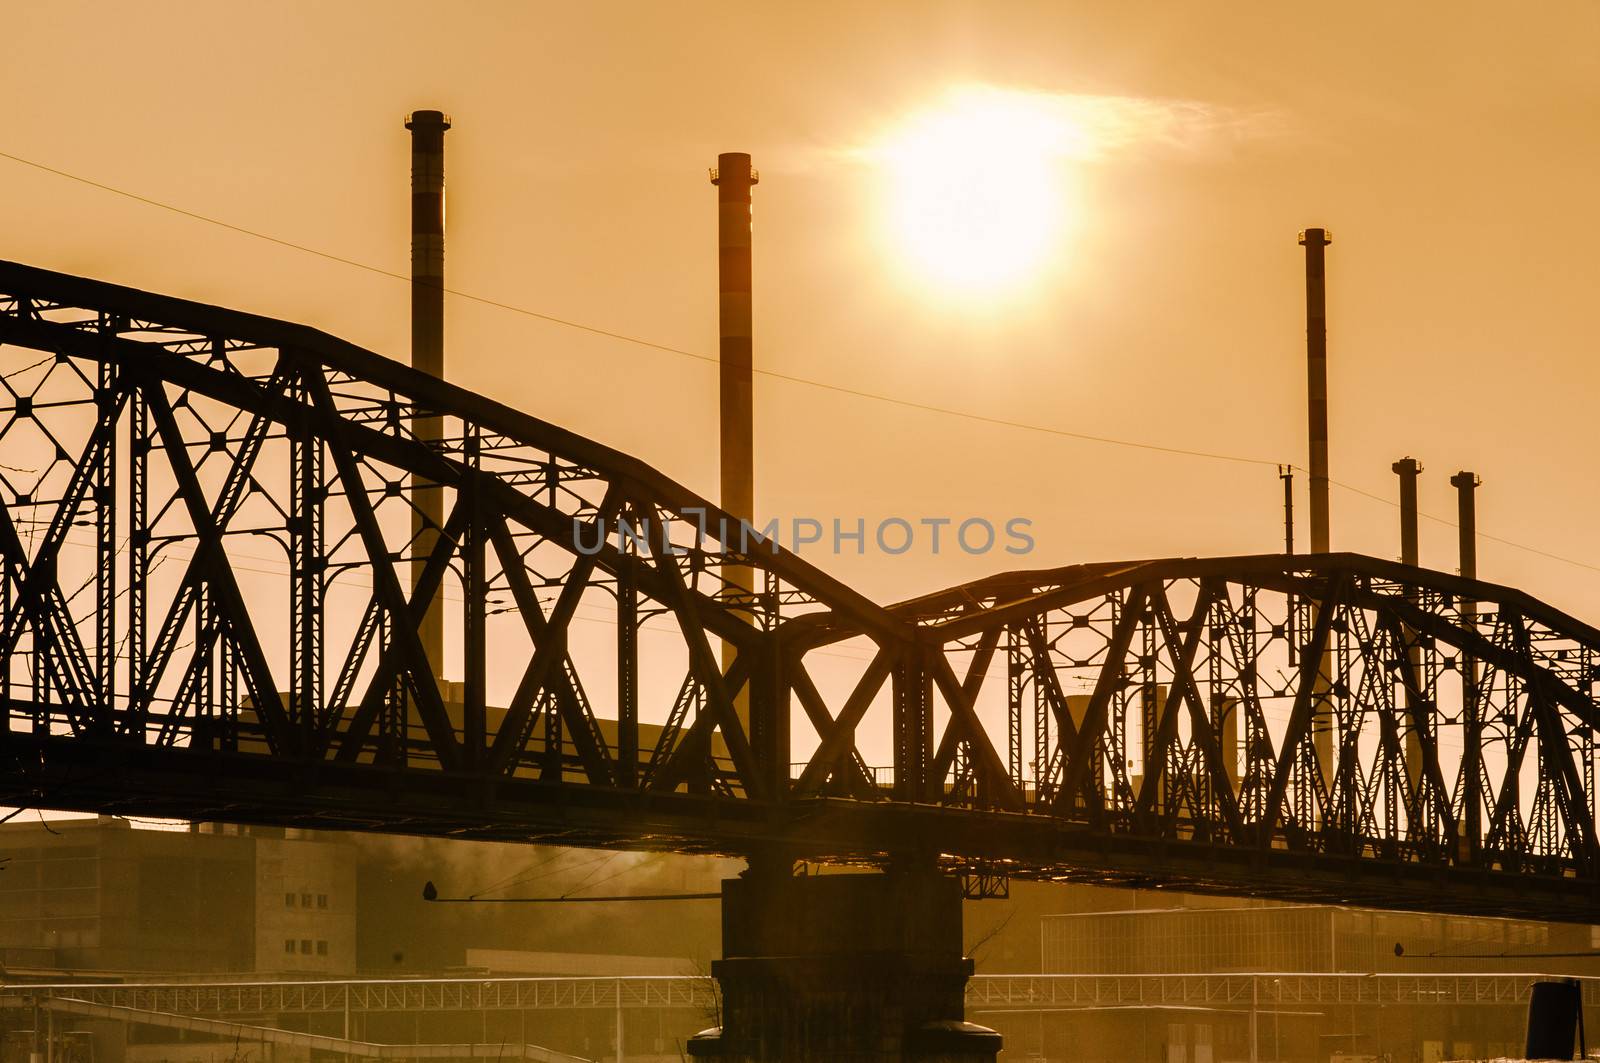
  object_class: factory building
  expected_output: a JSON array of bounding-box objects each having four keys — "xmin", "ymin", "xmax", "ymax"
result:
[
  {"xmin": 984, "ymin": 898, "xmax": 1600, "ymax": 1063},
  {"xmin": 0, "ymin": 817, "xmax": 354, "ymax": 978}
]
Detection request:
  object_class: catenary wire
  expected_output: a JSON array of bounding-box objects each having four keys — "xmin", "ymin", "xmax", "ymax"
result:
[{"xmin": 2, "ymin": 148, "xmax": 1598, "ymax": 577}]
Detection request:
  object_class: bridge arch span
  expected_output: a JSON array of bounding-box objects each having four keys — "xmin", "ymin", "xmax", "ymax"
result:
[{"xmin": 0, "ymin": 261, "xmax": 1596, "ymax": 922}]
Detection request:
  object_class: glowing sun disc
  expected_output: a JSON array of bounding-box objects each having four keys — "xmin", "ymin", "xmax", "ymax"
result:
[{"xmin": 875, "ymin": 87, "xmax": 1080, "ymax": 297}]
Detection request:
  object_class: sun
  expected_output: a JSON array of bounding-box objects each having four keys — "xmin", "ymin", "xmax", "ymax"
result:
[{"xmin": 873, "ymin": 86, "xmax": 1081, "ymax": 299}]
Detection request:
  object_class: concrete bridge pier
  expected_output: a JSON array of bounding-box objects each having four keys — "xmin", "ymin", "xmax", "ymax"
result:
[{"xmin": 687, "ymin": 869, "xmax": 1000, "ymax": 1063}]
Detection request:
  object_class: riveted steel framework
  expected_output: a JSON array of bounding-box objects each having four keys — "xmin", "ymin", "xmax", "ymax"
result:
[{"xmin": 0, "ymin": 260, "xmax": 1598, "ymax": 921}]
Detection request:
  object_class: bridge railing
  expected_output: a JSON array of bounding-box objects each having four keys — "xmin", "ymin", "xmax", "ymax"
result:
[{"xmin": 6, "ymin": 973, "xmax": 1595, "ymax": 1015}]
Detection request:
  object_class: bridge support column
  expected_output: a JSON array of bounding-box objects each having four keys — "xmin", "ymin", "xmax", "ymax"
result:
[{"xmin": 688, "ymin": 870, "xmax": 999, "ymax": 1063}]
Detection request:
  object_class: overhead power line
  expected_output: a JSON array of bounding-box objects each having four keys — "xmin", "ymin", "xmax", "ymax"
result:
[
  {"xmin": 0, "ymin": 147, "xmax": 1276, "ymax": 467},
  {"xmin": 2, "ymin": 148, "xmax": 1598, "ymax": 577},
  {"xmin": 422, "ymin": 882, "xmax": 719, "ymax": 903},
  {"xmin": 1323, "ymin": 474, "xmax": 1600, "ymax": 575}
]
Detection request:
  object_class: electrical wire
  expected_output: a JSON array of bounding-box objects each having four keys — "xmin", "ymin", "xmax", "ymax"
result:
[
  {"xmin": 0, "ymin": 149, "xmax": 721, "ymax": 364},
  {"xmin": 474, "ymin": 850, "xmax": 619, "ymax": 899},
  {"xmin": 3, "ymin": 147, "xmax": 1599, "ymax": 579},
  {"xmin": 1321, "ymin": 472, "xmax": 1600, "ymax": 576},
  {"xmin": 563, "ymin": 852, "xmax": 674, "ymax": 898},
  {"xmin": 424, "ymin": 891, "xmax": 719, "ymax": 903},
  {"xmin": 0, "ymin": 147, "xmax": 1277, "ymax": 468},
  {"xmin": 432, "ymin": 851, "xmax": 695, "ymax": 904},
  {"xmin": 1395, "ymin": 944, "xmax": 1600, "ymax": 960},
  {"xmin": 424, "ymin": 874, "xmax": 719, "ymax": 903},
  {"xmin": 464, "ymin": 849, "xmax": 577, "ymax": 899}
]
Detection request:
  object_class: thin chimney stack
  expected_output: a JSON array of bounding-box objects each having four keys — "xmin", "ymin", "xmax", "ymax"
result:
[
  {"xmin": 1299, "ymin": 228, "xmax": 1332, "ymax": 553},
  {"xmin": 712, "ymin": 153, "xmax": 757, "ymax": 542},
  {"xmin": 407, "ymin": 109, "xmax": 450, "ymax": 676},
  {"xmin": 711, "ymin": 153, "xmax": 760, "ymax": 746},
  {"xmin": 1392, "ymin": 457, "xmax": 1421, "ymax": 566},
  {"xmin": 1450, "ymin": 470, "xmax": 1480, "ymax": 583}
]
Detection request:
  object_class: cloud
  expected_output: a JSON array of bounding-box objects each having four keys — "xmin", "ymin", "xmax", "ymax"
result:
[
  {"xmin": 1040, "ymin": 88, "xmax": 1286, "ymax": 160},
  {"xmin": 774, "ymin": 83, "xmax": 1284, "ymax": 174}
]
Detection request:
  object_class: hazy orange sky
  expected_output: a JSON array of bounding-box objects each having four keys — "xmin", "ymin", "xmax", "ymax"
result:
[{"xmin": 5, "ymin": 2, "xmax": 1600, "ymax": 623}]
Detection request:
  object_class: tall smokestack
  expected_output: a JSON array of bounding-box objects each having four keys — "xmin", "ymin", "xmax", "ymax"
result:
[
  {"xmin": 1299, "ymin": 228, "xmax": 1332, "ymax": 553},
  {"xmin": 407, "ymin": 110, "xmax": 449, "ymax": 675},
  {"xmin": 1450, "ymin": 471, "xmax": 1480, "ymax": 581},
  {"xmin": 1452, "ymin": 469, "xmax": 1482, "ymax": 855},
  {"xmin": 1394, "ymin": 457, "xmax": 1424, "ymax": 793},
  {"xmin": 712, "ymin": 154, "xmax": 758, "ymax": 742},
  {"xmin": 1393, "ymin": 457, "xmax": 1421, "ymax": 566},
  {"xmin": 1299, "ymin": 228, "xmax": 1334, "ymax": 793},
  {"xmin": 712, "ymin": 154, "xmax": 756, "ymax": 549}
]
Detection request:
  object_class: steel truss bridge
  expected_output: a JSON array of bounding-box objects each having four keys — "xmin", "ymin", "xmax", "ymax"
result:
[{"xmin": 1, "ymin": 260, "xmax": 1598, "ymax": 920}]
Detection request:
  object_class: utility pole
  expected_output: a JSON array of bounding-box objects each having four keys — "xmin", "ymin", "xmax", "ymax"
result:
[
  {"xmin": 1250, "ymin": 977, "xmax": 1259, "ymax": 1063},
  {"xmin": 615, "ymin": 977, "xmax": 625, "ymax": 1063},
  {"xmin": 1279, "ymin": 464, "xmax": 1294, "ymax": 555}
]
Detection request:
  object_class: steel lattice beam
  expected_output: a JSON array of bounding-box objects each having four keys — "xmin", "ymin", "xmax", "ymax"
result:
[{"xmin": 1, "ymin": 260, "xmax": 1598, "ymax": 922}]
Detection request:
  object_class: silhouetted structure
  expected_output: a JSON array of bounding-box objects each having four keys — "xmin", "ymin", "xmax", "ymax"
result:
[
  {"xmin": 690, "ymin": 871, "xmax": 1000, "ymax": 1061},
  {"xmin": 0, "ymin": 260, "xmax": 1597, "ymax": 923},
  {"xmin": 1279, "ymin": 464, "xmax": 1294, "ymax": 554},
  {"xmin": 1393, "ymin": 456, "xmax": 1426, "ymax": 792},
  {"xmin": 406, "ymin": 108, "xmax": 450, "ymax": 681},
  {"xmin": 0, "ymin": 817, "xmax": 354, "ymax": 975},
  {"xmin": 1031, "ymin": 903, "xmax": 1600, "ymax": 1062},
  {"xmin": 1393, "ymin": 456, "xmax": 1422, "ymax": 567},
  {"xmin": 7, "ymin": 261, "xmax": 1600, "ymax": 1061},
  {"xmin": 1299, "ymin": 227, "xmax": 1332, "ymax": 554},
  {"xmin": 711, "ymin": 151, "xmax": 759, "ymax": 745},
  {"xmin": 1451, "ymin": 470, "xmax": 1481, "ymax": 583},
  {"xmin": 711, "ymin": 152, "xmax": 756, "ymax": 555},
  {"xmin": 1525, "ymin": 978, "xmax": 1584, "ymax": 1061}
]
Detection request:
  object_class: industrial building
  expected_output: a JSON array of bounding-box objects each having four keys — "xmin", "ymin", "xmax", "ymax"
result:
[
  {"xmin": 0, "ymin": 816, "xmax": 729, "ymax": 1063},
  {"xmin": 0, "ymin": 817, "xmax": 355, "ymax": 978},
  {"xmin": 983, "ymin": 898, "xmax": 1600, "ymax": 1063},
  {"xmin": 2, "ymin": 818, "xmax": 1597, "ymax": 1063}
]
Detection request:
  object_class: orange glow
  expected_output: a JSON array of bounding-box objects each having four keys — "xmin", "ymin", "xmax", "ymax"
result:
[{"xmin": 872, "ymin": 86, "xmax": 1083, "ymax": 299}]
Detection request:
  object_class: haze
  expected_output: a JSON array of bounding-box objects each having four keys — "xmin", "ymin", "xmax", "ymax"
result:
[{"xmin": 3, "ymin": 1, "xmax": 1598, "ymax": 618}]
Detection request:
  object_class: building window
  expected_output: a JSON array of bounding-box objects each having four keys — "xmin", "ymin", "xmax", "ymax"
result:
[
  {"xmin": 285, "ymin": 893, "xmax": 295, "ymax": 908},
  {"xmin": 316, "ymin": 940, "xmax": 328, "ymax": 956},
  {"xmin": 300, "ymin": 939, "xmax": 312, "ymax": 955},
  {"xmin": 301, "ymin": 893, "xmax": 312, "ymax": 907},
  {"xmin": 317, "ymin": 894, "xmax": 328, "ymax": 909},
  {"xmin": 284, "ymin": 939, "xmax": 295, "ymax": 954}
]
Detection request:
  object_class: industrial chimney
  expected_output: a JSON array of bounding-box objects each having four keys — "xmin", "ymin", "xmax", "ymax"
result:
[
  {"xmin": 1452, "ymin": 469, "xmax": 1482, "ymax": 853},
  {"xmin": 1299, "ymin": 228, "xmax": 1332, "ymax": 553},
  {"xmin": 1392, "ymin": 457, "xmax": 1421, "ymax": 566},
  {"xmin": 711, "ymin": 153, "xmax": 758, "ymax": 738},
  {"xmin": 712, "ymin": 153, "xmax": 756, "ymax": 549},
  {"xmin": 1394, "ymin": 457, "xmax": 1424, "ymax": 792},
  {"xmin": 1298, "ymin": 228, "xmax": 1335, "ymax": 790},
  {"xmin": 1450, "ymin": 470, "xmax": 1480, "ymax": 582},
  {"xmin": 407, "ymin": 109, "xmax": 450, "ymax": 676}
]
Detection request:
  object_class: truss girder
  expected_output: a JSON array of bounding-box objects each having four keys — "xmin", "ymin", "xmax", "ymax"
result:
[{"xmin": 1, "ymin": 260, "xmax": 1598, "ymax": 922}]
